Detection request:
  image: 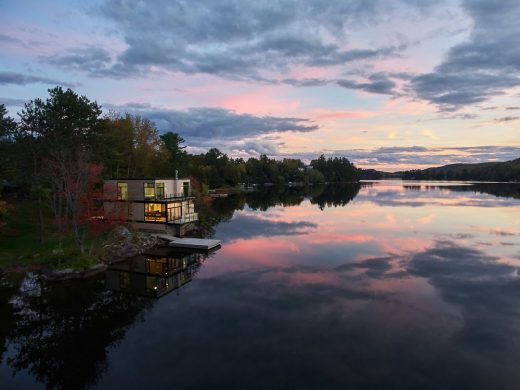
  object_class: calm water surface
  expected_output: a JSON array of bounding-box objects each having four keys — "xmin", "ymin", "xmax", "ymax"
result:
[{"xmin": 1, "ymin": 181, "xmax": 520, "ymax": 389}]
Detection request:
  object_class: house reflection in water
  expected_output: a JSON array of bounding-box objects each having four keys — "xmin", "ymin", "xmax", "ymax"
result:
[{"xmin": 105, "ymin": 250, "xmax": 214, "ymax": 298}]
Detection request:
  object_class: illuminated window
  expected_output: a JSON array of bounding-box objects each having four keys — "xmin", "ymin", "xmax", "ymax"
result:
[
  {"xmin": 144, "ymin": 203, "xmax": 166, "ymax": 222},
  {"xmin": 144, "ymin": 182, "xmax": 155, "ymax": 199},
  {"xmin": 117, "ymin": 183, "xmax": 128, "ymax": 200},
  {"xmin": 168, "ymin": 203, "xmax": 182, "ymax": 221},
  {"xmin": 146, "ymin": 258, "xmax": 167, "ymax": 274}
]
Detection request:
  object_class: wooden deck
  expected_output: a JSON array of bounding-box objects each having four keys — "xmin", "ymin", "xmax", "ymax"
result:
[{"xmin": 155, "ymin": 234, "xmax": 221, "ymax": 250}]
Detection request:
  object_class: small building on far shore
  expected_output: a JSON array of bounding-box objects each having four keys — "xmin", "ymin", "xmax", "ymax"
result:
[{"xmin": 103, "ymin": 177, "xmax": 198, "ymax": 236}]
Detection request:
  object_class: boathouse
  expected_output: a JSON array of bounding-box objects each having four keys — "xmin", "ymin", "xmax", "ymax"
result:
[{"xmin": 103, "ymin": 176, "xmax": 198, "ymax": 236}]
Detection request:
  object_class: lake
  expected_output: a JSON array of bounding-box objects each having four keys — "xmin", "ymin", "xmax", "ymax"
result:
[{"xmin": 1, "ymin": 181, "xmax": 520, "ymax": 389}]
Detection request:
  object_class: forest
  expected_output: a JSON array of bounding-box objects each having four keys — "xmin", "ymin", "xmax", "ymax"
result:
[
  {"xmin": 0, "ymin": 87, "xmax": 359, "ymax": 192},
  {"xmin": 0, "ymin": 87, "xmax": 359, "ymax": 261}
]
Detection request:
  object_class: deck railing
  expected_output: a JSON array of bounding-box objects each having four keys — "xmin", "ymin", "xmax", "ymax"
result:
[
  {"xmin": 163, "ymin": 192, "xmax": 193, "ymax": 200},
  {"xmin": 169, "ymin": 212, "xmax": 198, "ymax": 224},
  {"xmin": 145, "ymin": 192, "xmax": 193, "ymax": 201}
]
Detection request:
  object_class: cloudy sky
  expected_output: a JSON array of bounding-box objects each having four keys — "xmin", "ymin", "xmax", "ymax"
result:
[{"xmin": 1, "ymin": 0, "xmax": 519, "ymax": 170}]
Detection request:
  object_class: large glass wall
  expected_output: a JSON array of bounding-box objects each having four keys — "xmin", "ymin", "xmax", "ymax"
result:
[
  {"xmin": 144, "ymin": 203, "xmax": 166, "ymax": 222},
  {"xmin": 168, "ymin": 203, "xmax": 182, "ymax": 221}
]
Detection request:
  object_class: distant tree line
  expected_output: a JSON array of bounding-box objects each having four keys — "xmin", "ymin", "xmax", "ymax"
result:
[
  {"xmin": 184, "ymin": 151, "xmax": 358, "ymax": 188},
  {"xmin": 359, "ymin": 169, "xmax": 400, "ymax": 180},
  {"xmin": 400, "ymin": 160, "xmax": 520, "ymax": 182}
]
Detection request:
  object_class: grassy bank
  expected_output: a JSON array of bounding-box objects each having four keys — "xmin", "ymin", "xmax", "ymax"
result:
[{"xmin": 0, "ymin": 200, "xmax": 104, "ymax": 271}]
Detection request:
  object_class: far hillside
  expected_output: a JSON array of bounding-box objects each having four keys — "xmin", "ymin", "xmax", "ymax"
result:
[
  {"xmin": 398, "ymin": 158, "xmax": 520, "ymax": 182},
  {"xmin": 359, "ymin": 169, "xmax": 400, "ymax": 180}
]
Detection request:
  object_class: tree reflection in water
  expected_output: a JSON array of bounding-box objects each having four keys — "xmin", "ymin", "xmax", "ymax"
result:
[
  {"xmin": 0, "ymin": 274, "xmax": 18, "ymax": 366},
  {"xmin": 4, "ymin": 274, "xmax": 153, "ymax": 389},
  {"xmin": 1, "ymin": 248, "xmax": 215, "ymax": 389},
  {"xmin": 2, "ymin": 181, "xmax": 518, "ymax": 389},
  {"xmin": 195, "ymin": 183, "xmax": 362, "ymax": 237}
]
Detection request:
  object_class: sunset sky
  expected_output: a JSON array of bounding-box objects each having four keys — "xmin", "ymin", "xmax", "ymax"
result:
[{"xmin": 1, "ymin": 0, "xmax": 519, "ymax": 170}]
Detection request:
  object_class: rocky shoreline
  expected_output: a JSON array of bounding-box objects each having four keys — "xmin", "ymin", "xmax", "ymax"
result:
[
  {"xmin": 41, "ymin": 227, "xmax": 160, "ymax": 282},
  {"xmin": 41, "ymin": 263, "xmax": 108, "ymax": 281}
]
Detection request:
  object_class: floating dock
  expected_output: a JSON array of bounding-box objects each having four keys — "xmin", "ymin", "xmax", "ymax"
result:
[{"xmin": 154, "ymin": 234, "xmax": 221, "ymax": 250}]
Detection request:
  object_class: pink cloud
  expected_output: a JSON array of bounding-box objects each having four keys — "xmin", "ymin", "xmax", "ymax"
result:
[
  {"xmin": 307, "ymin": 109, "xmax": 375, "ymax": 120},
  {"xmin": 214, "ymin": 86, "xmax": 301, "ymax": 115}
]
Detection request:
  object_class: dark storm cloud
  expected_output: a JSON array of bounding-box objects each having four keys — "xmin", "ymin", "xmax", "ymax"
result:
[
  {"xmin": 337, "ymin": 72, "xmax": 397, "ymax": 95},
  {"xmin": 387, "ymin": 72, "xmax": 415, "ymax": 80},
  {"xmin": 0, "ymin": 71, "xmax": 79, "ymax": 87},
  {"xmin": 104, "ymin": 103, "xmax": 318, "ymax": 150},
  {"xmin": 411, "ymin": 0, "xmax": 520, "ymax": 110},
  {"xmin": 412, "ymin": 73, "xmax": 520, "ymax": 109},
  {"xmin": 308, "ymin": 46, "xmax": 400, "ymax": 67},
  {"xmin": 282, "ymin": 78, "xmax": 330, "ymax": 87},
  {"xmin": 43, "ymin": 46, "xmax": 113, "ymax": 74},
  {"xmin": 283, "ymin": 71, "xmax": 408, "ymax": 94},
  {"xmin": 42, "ymin": 0, "xmax": 435, "ymax": 81}
]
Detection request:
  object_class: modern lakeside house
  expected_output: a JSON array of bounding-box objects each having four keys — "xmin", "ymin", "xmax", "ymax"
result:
[{"xmin": 103, "ymin": 175, "xmax": 198, "ymax": 236}]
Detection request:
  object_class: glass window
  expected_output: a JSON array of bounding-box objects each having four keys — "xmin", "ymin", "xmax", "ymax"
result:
[
  {"xmin": 183, "ymin": 182, "xmax": 190, "ymax": 196},
  {"xmin": 144, "ymin": 203, "xmax": 166, "ymax": 222},
  {"xmin": 117, "ymin": 182, "xmax": 128, "ymax": 200},
  {"xmin": 144, "ymin": 182, "xmax": 155, "ymax": 199},
  {"xmin": 156, "ymin": 183, "xmax": 165, "ymax": 200},
  {"xmin": 146, "ymin": 258, "xmax": 167, "ymax": 274},
  {"xmin": 119, "ymin": 272, "xmax": 130, "ymax": 290},
  {"xmin": 168, "ymin": 203, "xmax": 182, "ymax": 221},
  {"xmin": 146, "ymin": 276, "xmax": 165, "ymax": 293}
]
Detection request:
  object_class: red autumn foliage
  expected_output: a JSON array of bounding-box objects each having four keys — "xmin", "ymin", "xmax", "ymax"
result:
[{"xmin": 45, "ymin": 151, "xmax": 127, "ymax": 252}]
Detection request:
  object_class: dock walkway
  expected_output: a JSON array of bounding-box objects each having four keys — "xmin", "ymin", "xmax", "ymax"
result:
[{"xmin": 154, "ymin": 234, "xmax": 221, "ymax": 250}]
